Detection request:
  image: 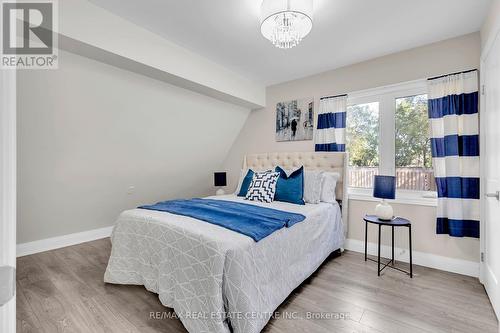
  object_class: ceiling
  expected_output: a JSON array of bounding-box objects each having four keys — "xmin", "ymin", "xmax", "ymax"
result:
[{"xmin": 89, "ymin": 0, "xmax": 492, "ymax": 86}]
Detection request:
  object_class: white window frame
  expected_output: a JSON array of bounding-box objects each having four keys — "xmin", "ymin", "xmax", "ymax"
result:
[{"xmin": 346, "ymin": 79, "xmax": 437, "ymax": 206}]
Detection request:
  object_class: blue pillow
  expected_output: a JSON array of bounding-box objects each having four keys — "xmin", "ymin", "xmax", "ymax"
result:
[
  {"xmin": 237, "ymin": 169, "xmax": 255, "ymax": 197},
  {"xmin": 274, "ymin": 166, "xmax": 305, "ymax": 205}
]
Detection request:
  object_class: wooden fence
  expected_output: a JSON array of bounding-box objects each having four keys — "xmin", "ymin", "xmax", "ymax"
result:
[{"xmin": 349, "ymin": 167, "xmax": 436, "ymax": 191}]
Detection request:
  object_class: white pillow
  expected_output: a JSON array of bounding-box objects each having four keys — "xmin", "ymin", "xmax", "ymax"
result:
[
  {"xmin": 320, "ymin": 172, "xmax": 340, "ymax": 203},
  {"xmin": 234, "ymin": 169, "xmax": 246, "ymax": 194},
  {"xmin": 245, "ymin": 171, "xmax": 280, "ymax": 203},
  {"xmin": 303, "ymin": 170, "xmax": 324, "ymax": 204}
]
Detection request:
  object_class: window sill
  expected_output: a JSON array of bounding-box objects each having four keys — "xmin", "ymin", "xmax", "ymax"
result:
[{"xmin": 348, "ymin": 188, "xmax": 438, "ymax": 207}]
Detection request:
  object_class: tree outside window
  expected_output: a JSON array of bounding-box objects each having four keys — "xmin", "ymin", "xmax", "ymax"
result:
[
  {"xmin": 395, "ymin": 94, "xmax": 435, "ymax": 191},
  {"xmin": 346, "ymin": 102, "xmax": 379, "ymax": 188}
]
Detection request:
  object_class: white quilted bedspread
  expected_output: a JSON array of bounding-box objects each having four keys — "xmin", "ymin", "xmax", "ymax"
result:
[{"xmin": 104, "ymin": 195, "xmax": 344, "ymax": 333}]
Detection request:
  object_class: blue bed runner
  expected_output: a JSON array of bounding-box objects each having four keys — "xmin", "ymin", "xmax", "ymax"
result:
[{"xmin": 138, "ymin": 198, "xmax": 306, "ymax": 241}]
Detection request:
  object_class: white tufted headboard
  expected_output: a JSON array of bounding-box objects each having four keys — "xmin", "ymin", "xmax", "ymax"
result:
[{"xmin": 243, "ymin": 152, "xmax": 349, "ymax": 231}]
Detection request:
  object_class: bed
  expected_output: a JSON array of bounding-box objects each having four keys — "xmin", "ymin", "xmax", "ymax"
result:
[{"xmin": 104, "ymin": 152, "xmax": 348, "ymax": 333}]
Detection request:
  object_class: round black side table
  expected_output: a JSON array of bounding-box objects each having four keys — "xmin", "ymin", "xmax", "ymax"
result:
[{"xmin": 363, "ymin": 215, "xmax": 413, "ymax": 278}]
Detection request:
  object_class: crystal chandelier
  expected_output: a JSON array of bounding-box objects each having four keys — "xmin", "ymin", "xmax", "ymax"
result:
[{"xmin": 260, "ymin": 0, "xmax": 313, "ymax": 49}]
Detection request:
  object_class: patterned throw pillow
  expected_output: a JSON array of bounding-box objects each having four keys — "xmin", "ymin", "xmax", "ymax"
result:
[{"xmin": 245, "ymin": 171, "xmax": 280, "ymax": 203}]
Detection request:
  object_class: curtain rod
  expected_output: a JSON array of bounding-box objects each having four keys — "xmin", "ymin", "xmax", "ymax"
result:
[
  {"xmin": 427, "ymin": 69, "xmax": 477, "ymax": 81},
  {"xmin": 320, "ymin": 93, "xmax": 348, "ymax": 100}
]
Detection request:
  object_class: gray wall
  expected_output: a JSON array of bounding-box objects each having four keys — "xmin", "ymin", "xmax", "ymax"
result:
[
  {"xmin": 223, "ymin": 33, "xmax": 481, "ymax": 262},
  {"xmin": 481, "ymin": 0, "xmax": 500, "ymax": 50},
  {"xmin": 17, "ymin": 49, "xmax": 250, "ymax": 244},
  {"xmin": 17, "ymin": 32, "xmax": 482, "ymax": 264}
]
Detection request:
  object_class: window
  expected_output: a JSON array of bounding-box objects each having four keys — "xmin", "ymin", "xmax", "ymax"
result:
[
  {"xmin": 346, "ymin": 80, "xmax": 435, "ymax": 195},
  {"xmin": 346, "ymin": 102, "xmax": 379, "ymax": 188},
  {"xmin": 395, "ymin": 95, "xmax": 435, "ymax": 191}
]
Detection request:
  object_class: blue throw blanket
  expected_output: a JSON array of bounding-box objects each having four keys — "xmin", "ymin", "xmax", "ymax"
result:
[{"xmin": 138, "ymin": 198, "xmax": 306, "ymax": 241}]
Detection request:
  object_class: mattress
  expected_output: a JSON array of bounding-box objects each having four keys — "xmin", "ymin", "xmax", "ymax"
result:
[{"xmin": 104, "ymin": 194, "xmax": 344, "ymax": 333}]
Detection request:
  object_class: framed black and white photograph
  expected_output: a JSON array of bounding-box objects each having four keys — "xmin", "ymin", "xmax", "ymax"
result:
[{"xmin": 275, "ymin": 97, "xmax": 314, "ymax": 142}]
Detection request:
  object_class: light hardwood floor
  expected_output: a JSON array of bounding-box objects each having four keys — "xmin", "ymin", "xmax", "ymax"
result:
[{"xmin": 17, "ymin": 238, "xmax": 498, "ymax": 333}]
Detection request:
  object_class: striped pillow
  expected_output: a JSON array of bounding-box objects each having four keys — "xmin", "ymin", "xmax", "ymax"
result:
[{"xmin": 245, "ymin": 171, "xmax": 280, "ymax": 203}]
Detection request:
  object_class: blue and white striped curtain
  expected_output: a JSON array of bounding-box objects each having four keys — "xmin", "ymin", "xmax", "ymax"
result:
[
  {"xmin": 427, "ymin": 70, "xmax": 480, "ymax": 238},
  {"xmin": 315, "ymin": 95, "xmax": 347, "ymax": 152}
]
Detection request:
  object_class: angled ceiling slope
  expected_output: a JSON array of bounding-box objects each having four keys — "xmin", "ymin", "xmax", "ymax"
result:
[{"xmin": 56, "ymin": 0, "xmax": 266, "ymax": 109}]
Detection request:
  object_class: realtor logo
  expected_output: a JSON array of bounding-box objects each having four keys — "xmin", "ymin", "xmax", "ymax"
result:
[{"xmin": 1, "ymin": 0, "xmax": 58, "ymax": 69}]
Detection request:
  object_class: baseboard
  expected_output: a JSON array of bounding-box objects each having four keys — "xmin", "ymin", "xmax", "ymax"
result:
[
  {"xmin": 344, "ymin": 238, "xmax": 479, "ymax": 278},
  {"xmin": 0, "ymin": 298, "xmax": 15, "ymax": 333},
  {"xmin": 17, "ymin": 226, "xmax": 114, "ymax": 257},
  {"xmin": 16, "ymin": 229, "xmax": 479, "ymax": 277}
]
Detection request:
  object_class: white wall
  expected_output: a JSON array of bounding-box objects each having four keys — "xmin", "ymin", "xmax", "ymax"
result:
[
  {"xmin": 17, "ymin": 49, "xmax": 250, "ymax": 244},
  {"xmin": 0, "ymin": 68, "xmax": 16, "ymax": 333},
  {"xmin": 223, "ymin": 33, "xmax": 481, "ymax": 265}
]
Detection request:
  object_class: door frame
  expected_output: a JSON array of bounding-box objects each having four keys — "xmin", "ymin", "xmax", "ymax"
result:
[
  {"xmin": 479, "ymin": 22, "xmax": 500, "ymax": 320},
  {"xmin": 480, "ymin": 12, "xmax": 500, "ymax": 284},
  {"xmin": 479, "ymin": 53, "xmax": 486, "ymax": 285},
  {"xmin": 0, "ymin": 68, "xmax": 16, "ymax": 333},
  {"xmin": 480, "ymin": 25, "xmax": 500, "ymax": 284}
]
